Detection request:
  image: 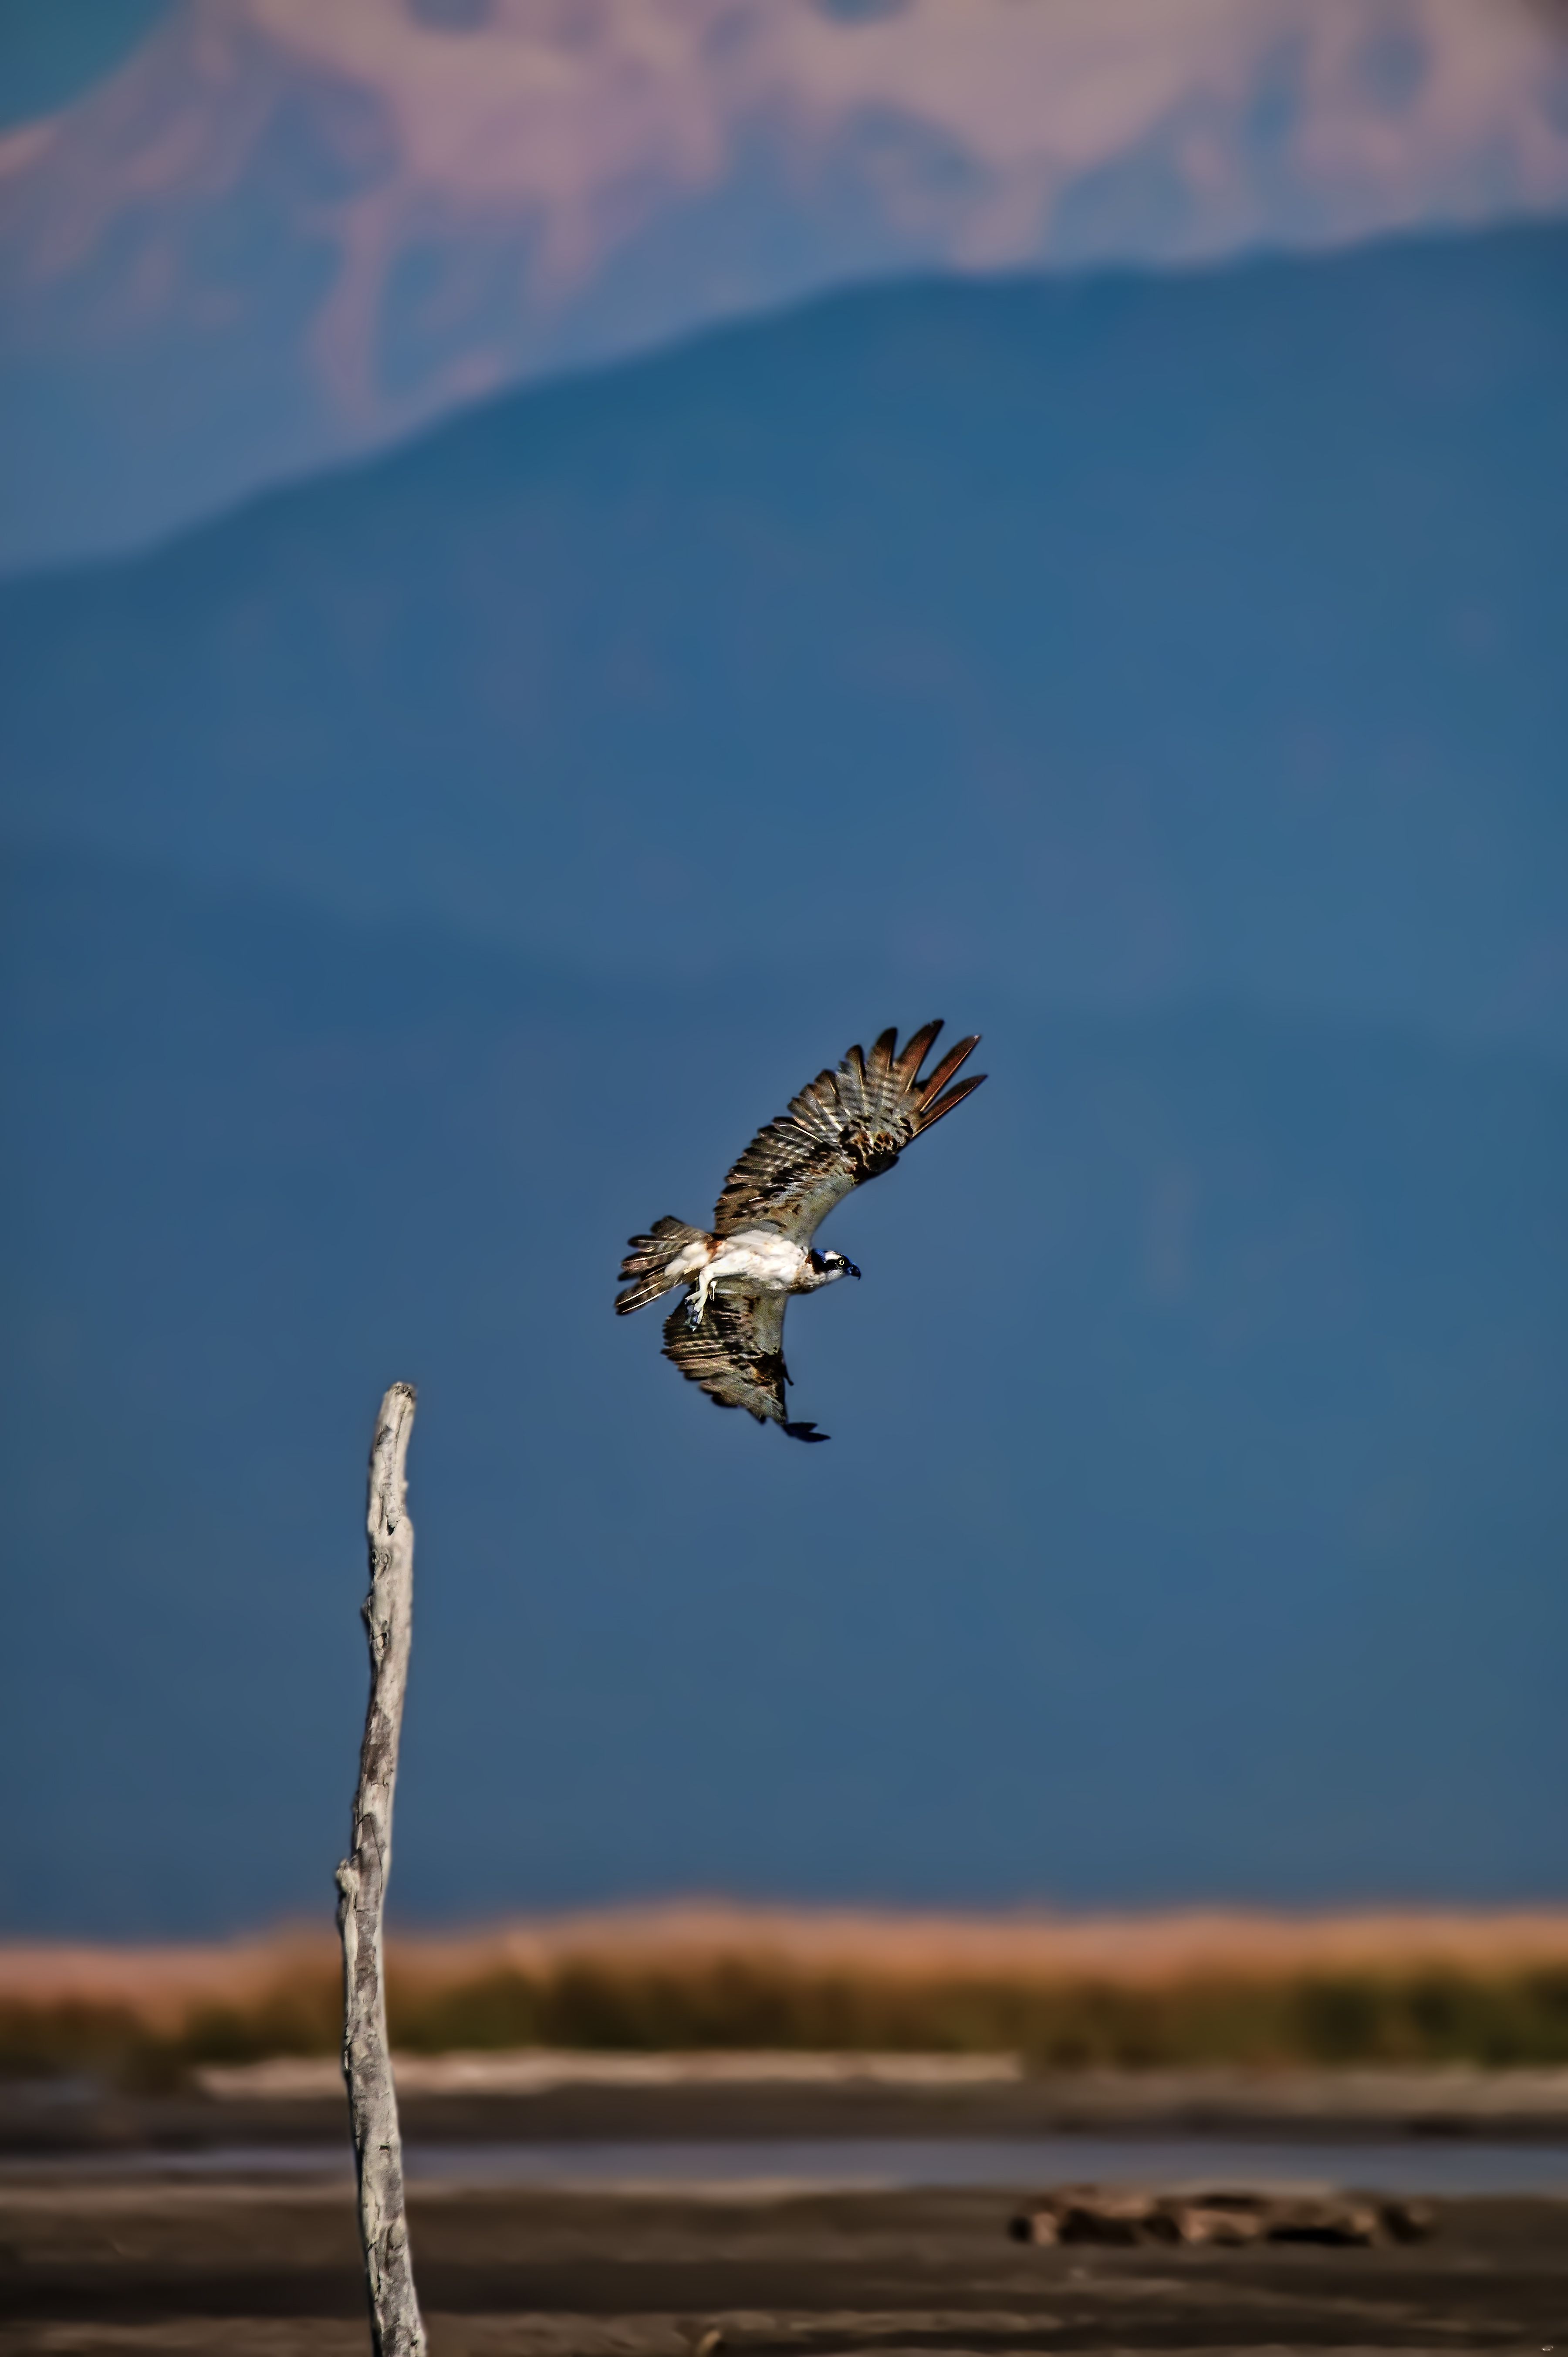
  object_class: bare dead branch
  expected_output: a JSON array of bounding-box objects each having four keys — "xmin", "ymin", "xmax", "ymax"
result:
[{"xmin": 337, "ymin": 1381, "xmax": 426, "ymax": 2357}]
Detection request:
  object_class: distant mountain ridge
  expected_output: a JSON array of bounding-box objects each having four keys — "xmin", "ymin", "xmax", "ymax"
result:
[
  {"xmin": 3, "ymin": 0, "xmax": 1567, "ymax": 564},
  {"xmin": 3, "ymin": 221, "xmax": 1567, "ymax": 1052}
]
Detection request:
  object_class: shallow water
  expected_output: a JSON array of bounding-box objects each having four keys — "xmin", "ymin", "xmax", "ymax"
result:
[{"xmin": 8, "ymin": 2134, "xmax": 1568, "ymax": 2195}]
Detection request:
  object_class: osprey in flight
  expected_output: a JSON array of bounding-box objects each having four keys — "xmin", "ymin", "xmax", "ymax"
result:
[{"xmin": 615, "ymin": 1021, "xmax": 985, "ymax": 1442}]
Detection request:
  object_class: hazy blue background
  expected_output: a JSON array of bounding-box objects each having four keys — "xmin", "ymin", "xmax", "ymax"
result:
[{"xmin": 2, "ymin": 1, "xmax": 1567, "ymax": 1934}]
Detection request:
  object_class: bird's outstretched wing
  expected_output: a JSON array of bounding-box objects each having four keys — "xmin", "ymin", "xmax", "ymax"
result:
[
  {"xmin": 661, "ymin": 1291, "xmax": 827, "ymax": 1442},
  {"xmin": 713, "ymin": 1020, "xmax": 984, "ymax": 1244}
]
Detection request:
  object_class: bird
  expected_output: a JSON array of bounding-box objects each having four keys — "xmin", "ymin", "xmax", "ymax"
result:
[{"xmin": 615, "ymin": 1020, "xmax": 985, "ymax": 1441}]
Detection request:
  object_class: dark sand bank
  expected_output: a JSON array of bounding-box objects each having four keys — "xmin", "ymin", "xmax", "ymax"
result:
[
  {"xmin": 7, "ymin": 2076, "xmax": 1568, "ymax": 2352},
  {"xmin": 12, "ymin": 2071, "xmax": 1568, "ymax": 2163},
  {"xmin": 3, "ymin": 2178, "xmax": 1567, "ymax": 2355}
]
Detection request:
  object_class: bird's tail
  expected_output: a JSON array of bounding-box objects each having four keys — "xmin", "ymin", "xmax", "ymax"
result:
[{"xmin": 615, "ymin": 1216, "xmax": 711, "ymax": 1315}]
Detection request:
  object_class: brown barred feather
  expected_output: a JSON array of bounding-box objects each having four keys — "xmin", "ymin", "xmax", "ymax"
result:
[
  {"xmin": 615, "ymin": 1214, "xmax": 710, "ymax": 1315},
  {"xmin": 867, "ymin": 1027, "xmax": 898, "ymax": 1081},
  {"xmin": 913, "ymin": 1072, "xmax": 987, "ymax": 1134},
  {"xmin": 711, "ymin": 1020, "xmax": 986, "ymax": 1243},
  {"xmin": 660, "ymin": 1292, "xmax": 825, "ymax": 1440},
  {"xmin": 892, "ymin": 1019, "xmax": 943, "ymax": 1085},
  {"xmin": 916, "ymin": 1032, "xmax": 980, "ymax": 1108}
]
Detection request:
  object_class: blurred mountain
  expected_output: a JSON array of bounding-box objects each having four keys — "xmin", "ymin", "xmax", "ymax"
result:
[
  {"xmin": 3, "ymin": 0, "xmax": 1568, "ymax": 565},
  {"xmin": 4, "ymin": 222, "xmax": 1567, "ymax": 1053},
  {"xmin": 6, "ymin": 218, "xmax": 1567, "ymax": 1930},
  {"xmin": 3, "ymin": 839, "xmax": 1566, "ymax": 1931}
]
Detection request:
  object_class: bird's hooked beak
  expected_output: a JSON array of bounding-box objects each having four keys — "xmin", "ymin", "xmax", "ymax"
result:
[{"xmin": 845, "ymin": 1258, "xmax": 862, "ymax": 1280}]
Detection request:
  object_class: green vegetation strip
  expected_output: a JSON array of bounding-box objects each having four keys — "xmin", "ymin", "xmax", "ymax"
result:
[{"xmin": 12, "ymin": 1958, "xmax": 1568, "ymax": 2089}]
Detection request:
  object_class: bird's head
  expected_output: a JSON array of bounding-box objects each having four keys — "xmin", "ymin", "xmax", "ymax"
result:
[{"xmin": 819, "ymin": 1249, "xmax": 861, "ymax": 1284}]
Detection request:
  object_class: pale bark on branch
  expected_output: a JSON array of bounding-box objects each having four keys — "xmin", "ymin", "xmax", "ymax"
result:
[{"xmin": 337, "ymin": 1380, "xmax": 426, "ymax": 2357}]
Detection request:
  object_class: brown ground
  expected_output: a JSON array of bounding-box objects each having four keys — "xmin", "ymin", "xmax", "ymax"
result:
[{"xmin": 3, "ymin": 2178, "xmax": 1565, "ymax": 2356}]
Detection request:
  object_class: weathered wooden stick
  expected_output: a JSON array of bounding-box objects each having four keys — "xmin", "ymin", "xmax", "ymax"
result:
[{"xmin": 337, "ymin": 1381, "xmax": 426, "ymax": 2357}]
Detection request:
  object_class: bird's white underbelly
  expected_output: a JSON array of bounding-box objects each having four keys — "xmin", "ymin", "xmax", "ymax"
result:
[{"xmin": 707, "ymin": 1228, "xmax": 808, "ymax": 1293}]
